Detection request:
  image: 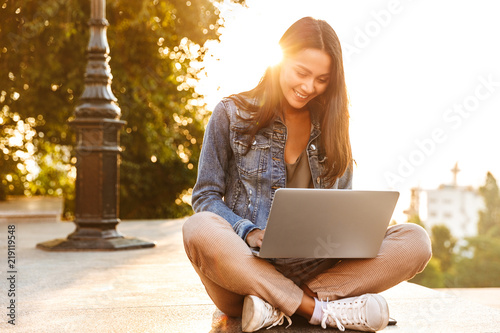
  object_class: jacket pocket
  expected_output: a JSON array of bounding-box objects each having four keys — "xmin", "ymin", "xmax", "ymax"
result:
[{"xmin": 233, "ymin": 133, "xmax": 270, "ymax": 177}]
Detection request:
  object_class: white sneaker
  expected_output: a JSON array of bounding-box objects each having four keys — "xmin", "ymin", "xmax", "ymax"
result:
[
  {"xmin": 320, "ymin": 294, "xmax": 389, "ymax": 332},
  {"xmin": 241, "ymin": 295, "xmax": 292, "ymax": 332}
]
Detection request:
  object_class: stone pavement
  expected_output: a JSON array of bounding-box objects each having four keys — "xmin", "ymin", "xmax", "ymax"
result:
[{"xmin": 0, "ymin": 218, "xmax": 499, "ymax": 332}]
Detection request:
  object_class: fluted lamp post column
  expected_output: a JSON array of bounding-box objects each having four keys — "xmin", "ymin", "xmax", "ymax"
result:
[{"xmin": 37, "ymin": 0, "xmax": 155, "ymax": 250}]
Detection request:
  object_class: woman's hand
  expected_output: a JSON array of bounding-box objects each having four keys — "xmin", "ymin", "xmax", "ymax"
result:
[{"xmin": 246, "ymin": 229, "xmax": 265, "ymax": 248}]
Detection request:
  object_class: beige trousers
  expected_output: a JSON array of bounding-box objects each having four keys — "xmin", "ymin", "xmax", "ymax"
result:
[{"xmin": 183, "ymin": 211, "xmax": 431, "ymax": 317}]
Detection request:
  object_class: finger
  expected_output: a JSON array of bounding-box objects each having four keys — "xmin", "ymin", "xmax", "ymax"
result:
[{"xmin": 258, "ymin": 231, "xmax": 265, "ymax": 246}]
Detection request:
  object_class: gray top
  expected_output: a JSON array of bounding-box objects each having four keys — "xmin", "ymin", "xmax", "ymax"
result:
[{"xmin": 286, "ymin": 150, "xmax": 314, "ymax": 188}]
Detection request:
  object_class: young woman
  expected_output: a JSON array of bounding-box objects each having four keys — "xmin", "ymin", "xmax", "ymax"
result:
[{"xmin": 183, "ymin": 17, "xmax": 431, "ymax": 332}]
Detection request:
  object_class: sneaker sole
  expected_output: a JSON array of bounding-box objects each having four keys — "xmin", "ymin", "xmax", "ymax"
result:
[
  {"xmin": 242, "ymin": 295, "xmax": 260, "ymax": 332},
  {"xmin": 369, "ymin": 294, "xmax": 390, "ymax": 331}
]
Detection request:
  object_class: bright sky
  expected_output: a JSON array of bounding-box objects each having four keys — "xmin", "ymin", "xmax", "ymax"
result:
[{"xmin": 197, "ymin": 0, "xmax": 500, "ymax": 222}]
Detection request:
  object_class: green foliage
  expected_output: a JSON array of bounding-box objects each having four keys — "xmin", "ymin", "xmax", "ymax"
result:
[
  {"xmin": 452, "ymin": 172, "xmax": 500, "ymax": 287},
  {"xmin": 1, "ymin": 0, "xmax": 93, "ymax": 205},
  {"xmin": 1, "ymin": 0, "xmax": 244, "ymax": 218},
  {"xmin": 31, "ymin": 141, "xmax": 76, "ymax": 219},
  {"xmin": 409, "ymin": 257, "xmax": 445, "ymax": 288},
  {"xmin": 477, "ymin": 172, "xmax": 500, "ymax": 237},
  {"xmin": 454, "ymin": 235, "xmax": 500, "ymax": 287},
  {"xmin": 406, "ymin": 213, "xmax": 445, "ymax": 287},
  {"xmin": 105, "ymin": 0, "xmax": 225, "ymax": 218},
  {"xmin": 406, "ymin": 216, "xmax": 448, "ymax": 288},
  {"xmin": 430, "ymin": 224, "xmax": 456, "ymax": 273},
  {"xmin": 411, "ymin": 223, "xmax": 456, "ymax": 288},
  {"xmin": 409, "ymin": 172, "xmax": 500, "ymax": 288}
]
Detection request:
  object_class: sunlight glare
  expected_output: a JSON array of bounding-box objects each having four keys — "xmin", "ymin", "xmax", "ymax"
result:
[{"xmin": 267, "ymin": 43, "xmax": 283, "ymax": 67}]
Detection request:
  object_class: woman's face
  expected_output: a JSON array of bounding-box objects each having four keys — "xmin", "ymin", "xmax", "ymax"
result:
[{"xmin": 279, "ymin": 48, "xmax": 331, "ymax": 112}]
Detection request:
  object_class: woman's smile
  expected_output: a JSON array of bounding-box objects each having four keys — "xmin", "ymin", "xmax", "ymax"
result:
[{"xmin": 293, "ymin": 89, "xmax": 308, "ymax": 99}]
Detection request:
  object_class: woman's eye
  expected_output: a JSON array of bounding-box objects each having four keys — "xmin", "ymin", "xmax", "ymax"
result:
[{"xmin": 296, "ymin": 71, "xmax": 307, "ymax": 77}]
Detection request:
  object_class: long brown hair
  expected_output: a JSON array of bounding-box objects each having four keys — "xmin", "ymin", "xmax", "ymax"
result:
[{"xmin": 230, "ymin": 17, "xmax": 352, "ymax": 186}]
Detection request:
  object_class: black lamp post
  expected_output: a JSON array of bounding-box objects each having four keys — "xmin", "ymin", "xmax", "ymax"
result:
[{"xmin": 37, "ymin": 0, "xmax": 155, "ymax": 251}]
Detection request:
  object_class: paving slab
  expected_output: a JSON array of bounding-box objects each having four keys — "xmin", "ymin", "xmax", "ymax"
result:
[
  {"xmin": 435, "ymin": 288, "xmax": 500, "ymax": 310},
  {"xmin": 0, "ymin": 218, "xmax": 499, "ymax": 332}
]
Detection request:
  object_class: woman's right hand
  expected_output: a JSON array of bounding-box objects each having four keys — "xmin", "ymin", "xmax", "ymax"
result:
[{"xmin": 246, "ymin": 229, "xmax": 265, "ymax": 248}]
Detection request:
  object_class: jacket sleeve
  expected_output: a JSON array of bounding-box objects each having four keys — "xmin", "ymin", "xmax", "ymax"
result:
[{"xmin": 191, "ymin": 100, "xmax": 259, "ymax": 241}]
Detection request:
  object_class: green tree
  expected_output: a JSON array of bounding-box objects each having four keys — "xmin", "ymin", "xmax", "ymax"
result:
[
  {"xmin": 454, "ymin": 235, "xmax": 500, "ymax": 287},
  {"xmin": 409, "ymin": 257, "xmax": 445, "ymax": 288},
  {"xmin": 406, "ymin": 214, "xmax": 445, "ymax": 287},
  {"xmin": 477, "ymin": 172, "xmax": 500, "ymax": 237},
  {"xmin": 430, "ymin": 224, "xmax": 456, "ymax": 273},
  {"xmin": 1, "ymin": 1, "xmax": 85, "ymax": 214},
  {"xmin": 454, "ymin": 172, "xmax": 500, "ymax": 287},
  {"xmin": 0, "ymin": 0, "xmax": 243, "ymax": 218}
]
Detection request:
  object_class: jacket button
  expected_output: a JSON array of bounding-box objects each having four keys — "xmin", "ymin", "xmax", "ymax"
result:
[
  {"xmin": 249, "ymin": 189, "xmax": 252, "ymax": 195},
  {"xmin": 252, "ymin": 139, "xmax": 257, "ymax": 145},
  {"xmin": 310, "ymin": 144, "xmax": 316, "ymax": 150},
  {"xmin": 316, "ymin": 177, "xmax": 320, "ymax": 184}
]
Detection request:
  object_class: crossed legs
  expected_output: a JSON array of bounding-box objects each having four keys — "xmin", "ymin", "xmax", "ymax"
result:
[{"xmin": 182, "ymin": 212, "xmax": 431, "ymax": 318}]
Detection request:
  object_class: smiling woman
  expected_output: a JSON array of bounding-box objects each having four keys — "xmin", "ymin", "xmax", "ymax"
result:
[{"xmin": 183, "ymin": 16, "xmax": 432, "ymax": 333}]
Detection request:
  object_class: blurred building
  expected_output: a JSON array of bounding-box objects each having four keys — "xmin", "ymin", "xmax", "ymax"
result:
[{"xmin": 406, "ymin": 163, "xmax": 484, "ymax": 239}]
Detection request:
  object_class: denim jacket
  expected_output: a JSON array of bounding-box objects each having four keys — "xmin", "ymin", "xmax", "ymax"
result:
[{"xmin": 191, "ymin": 98, "xmax": 353, "ymax": 241}]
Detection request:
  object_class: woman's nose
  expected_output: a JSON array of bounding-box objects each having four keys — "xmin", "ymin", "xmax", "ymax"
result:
[{"xmin": 301, "ymin": 79, "xmax": 315, "ymax": 94}]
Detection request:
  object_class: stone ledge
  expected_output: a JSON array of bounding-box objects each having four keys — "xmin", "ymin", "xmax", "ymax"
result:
[
  {"xmin": 0, "ymin": 196, "xmax": 63, "ymax": 223},
  {"xmin": 0, "ymin": 213, "xmax": 60, "ymax": 223}
]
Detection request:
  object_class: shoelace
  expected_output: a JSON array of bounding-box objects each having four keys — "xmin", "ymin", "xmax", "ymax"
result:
[
  {"xmin": 320, "ymin": 296, "xmax": 367, "ymax": 331},
  {"xmin": 263, "ymin": 302, "xmax": 292, "ymax": 330}
]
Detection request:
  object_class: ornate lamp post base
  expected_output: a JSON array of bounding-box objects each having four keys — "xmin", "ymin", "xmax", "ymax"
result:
[
  {"xmin": 37, "ymin": 218, "xmax": 155, "ymax": 251},
  {"xmin": 36, "ymin": 235, "xmax": 155, "ymax": 251}
]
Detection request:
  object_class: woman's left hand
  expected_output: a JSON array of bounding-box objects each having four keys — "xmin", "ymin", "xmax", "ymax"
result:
[{"xmin": 246, "ymin": 229, "xmax": 265, "ymax": 248}]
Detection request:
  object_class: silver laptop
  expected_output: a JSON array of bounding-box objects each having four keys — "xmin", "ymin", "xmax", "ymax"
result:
[{"xmin": 251, "ymin": 189, "xmax": 399, "ymax": 258}]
